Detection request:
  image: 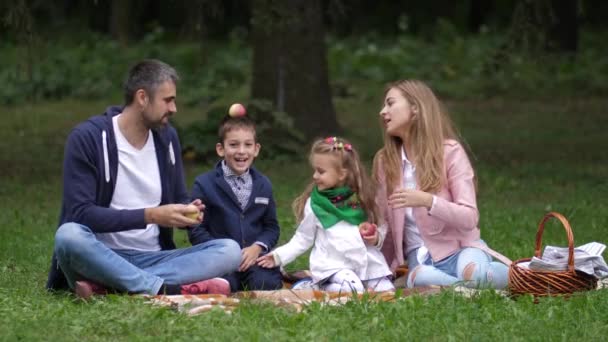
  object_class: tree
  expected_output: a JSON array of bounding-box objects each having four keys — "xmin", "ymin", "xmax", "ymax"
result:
[
  {"xmin": 108, "ymin": 0, "xmax": 154, "ymax": 46},
  {"xmin": 250, "ymin": 0, "xmax": 339, "ymax": 140},
  {"xmin": 109, "ymin": 0, "xmax": 133, "ymax": 46},
  {"xmin": 3, "ymin": 0, "xmax": 36, "ymax": 87},
  {"xmin": 485, "ymin": 0, "xmax": 579, "ymax": 73},
  {"xmin": 468, "ymin": 0, "xmax": 493, "ymax": 33},
  {"xmin": 505, "ymin": 0, "xmax": 579, "ymax": 54},
  {"xmin": 546, "ymin": 0, "xmax": 578, "ymax": 53}
]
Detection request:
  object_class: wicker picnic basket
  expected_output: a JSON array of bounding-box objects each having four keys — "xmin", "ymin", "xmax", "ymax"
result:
[{"xmin": 508, "ymin": 212, "xmax": 597, "ymax": 297}]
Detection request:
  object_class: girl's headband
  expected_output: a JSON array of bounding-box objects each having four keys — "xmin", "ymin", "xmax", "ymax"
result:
[{"xmin": 324, "ymin": 136, "xmax": 353, "ymax": 152}]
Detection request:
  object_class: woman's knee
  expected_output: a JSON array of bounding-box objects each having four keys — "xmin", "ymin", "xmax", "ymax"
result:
[
  {"xmin": 462, "ymin": 262, "xmax": 477, "ymax": 281},
  {"xmin": 457, "ymin": 248, "xmax": 491, "ymax": 281},
  {"xmin": 462, "ymin": 262, "xmax": 508, "ymax": 288},
  {"xmin": 407, "ymin": 265, "xmax": 428, "ymax": 288},
  {"xmin": 487, "ymin": 262, "xmax": 509, "ymax": 289},
  {"xmin": 459, "ymin": 247, "xmax": 491, "ymax": 263}
]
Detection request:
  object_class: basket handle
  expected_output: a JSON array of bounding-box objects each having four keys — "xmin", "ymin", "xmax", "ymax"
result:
[{"xmin": 534, "ymin": 212, "xmax": 575, "ymax": 273}]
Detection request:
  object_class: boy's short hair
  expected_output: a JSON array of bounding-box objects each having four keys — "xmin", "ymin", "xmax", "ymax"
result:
[{"xmin": 218, "ymin": 115, "xmax": 257, "ymax": 143}]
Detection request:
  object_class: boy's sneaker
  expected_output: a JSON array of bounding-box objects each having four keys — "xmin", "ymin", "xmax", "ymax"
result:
[
  {"xmin": 74, "ymin": 280, "xmax": 108, "ymax": 299},
  {"xmin": 181, "ymin": 278, "xmax": 231, "ymax": 296},
  {"xmin": 291, "ymin": 277, "xmax": 316, "ymax": 290}
]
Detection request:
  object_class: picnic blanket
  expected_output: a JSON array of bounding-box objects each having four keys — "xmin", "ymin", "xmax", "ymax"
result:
[
  {"xmin": 145, "ymin": 273, "xmax": 608, "ymax": 316},
  {"xmin": 146, "ymin": 287, "xmax": 441, "ymax": 316}
]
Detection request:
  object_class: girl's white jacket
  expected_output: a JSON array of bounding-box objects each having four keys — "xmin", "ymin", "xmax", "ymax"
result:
[{"xmin": 272, "ymin": 198, "xmax": 392, "ymax": 283}]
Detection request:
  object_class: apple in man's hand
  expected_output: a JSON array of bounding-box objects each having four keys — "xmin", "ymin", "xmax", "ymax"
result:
[
  {"xmin": 359, "ymin": 222, "xmax": 377, "ymax": 238},
  {"xmin": 184, "ymin": 205, "xmax": 200, "ymax": 220}
]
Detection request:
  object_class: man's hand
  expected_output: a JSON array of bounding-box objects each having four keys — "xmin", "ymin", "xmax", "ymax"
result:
[
  {"xmin": 257, "ymin": 253, "xmax": 277, "ymax": 268},
  {"xmin": 240, "ymin": 244, "xmax": 262, "ymax": 272},
  {"xmin": 144, "ymin": 199, "xmax": 205, "ymax": 228}
]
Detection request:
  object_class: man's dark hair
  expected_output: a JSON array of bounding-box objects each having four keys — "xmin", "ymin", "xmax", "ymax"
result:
[{"xmin": 123, "ymin": 59, "xmax": 179, "ymax": 105}]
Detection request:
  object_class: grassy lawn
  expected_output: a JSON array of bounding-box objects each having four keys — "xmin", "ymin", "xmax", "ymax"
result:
[{"xmin": 1, "ymin": 92, "xmax": 607, "ymax": 340}]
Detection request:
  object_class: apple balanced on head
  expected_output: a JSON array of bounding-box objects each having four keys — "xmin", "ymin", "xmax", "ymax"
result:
[{"xmin": 229, "ymin": 103, "xmax": 246, "ymax": 117}]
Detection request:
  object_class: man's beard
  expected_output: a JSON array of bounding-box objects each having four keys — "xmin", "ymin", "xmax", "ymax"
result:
[{"xmin": 145, "ymin": 112, "xmax": 172, "ymax": 131}]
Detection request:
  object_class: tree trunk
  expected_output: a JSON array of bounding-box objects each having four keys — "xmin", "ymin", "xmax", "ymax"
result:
[
  {"xmin": 546, "ymin": 0, "xmax": 578, "ymax": 53},
  {"xmin": 485, "ymin": 0, "xmax": 578, "ymax": 73},
  {"xmin": 4, "ymin": 0, "xmax": 36, "ymax": 86},
  {"xmin": 251, "ymin": 0, "xmax": 339, "ymax": 140},
  {"xmin": 504, "ymin": 0, "xmax": 578, "ymax": 54},
  {"xmin": 110, "ymin": 0, "xmax": 131, "ymax": 46},
  {"xmin": 468, "ymin": 0, "xmax": 493, "ymax": 33}
]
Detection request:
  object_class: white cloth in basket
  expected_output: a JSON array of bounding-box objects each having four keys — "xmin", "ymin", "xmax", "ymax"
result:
[{"xmin": 521, "ymin": 242, "xmax": 608, "ymax": 278}]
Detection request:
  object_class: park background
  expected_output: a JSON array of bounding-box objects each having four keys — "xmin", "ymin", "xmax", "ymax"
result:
[{"xmin": 1, "ymin": 0, "xmax": 607, "ymax": 340}]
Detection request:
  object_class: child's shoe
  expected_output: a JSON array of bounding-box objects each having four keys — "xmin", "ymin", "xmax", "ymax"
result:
[{"xmin": 291, "ymin": 277, "xmax": 316, "ymax": 290}]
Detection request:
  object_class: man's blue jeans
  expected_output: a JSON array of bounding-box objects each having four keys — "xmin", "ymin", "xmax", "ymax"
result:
[{"xmin": 54, "ymin": 222, "xmax": 241, "ymax": 295}]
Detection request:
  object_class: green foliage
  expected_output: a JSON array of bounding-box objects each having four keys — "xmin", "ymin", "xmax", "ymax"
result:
[
  {"xmin": 177, "ymin": 99, "xmax": 306, "ymax": 162},
  {"xmin": 0, "ymin": 29, "xmax": 249, "ymax": 106},
  {"xmin": 2, "ymin": 28, "xmax": 608, "ymax": 106},
  {"xmin": 328, "ymin": 27, "xmax": 608, "ymax": 99}
]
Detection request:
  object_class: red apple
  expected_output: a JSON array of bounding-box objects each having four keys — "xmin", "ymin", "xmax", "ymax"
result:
[
  {"xmin": 228, "ymin": 103, "xmax": 246, "ymax": 117},
  {"xmin": 359, "ymin": 222, "xmax": 377, "ymax": 238}
]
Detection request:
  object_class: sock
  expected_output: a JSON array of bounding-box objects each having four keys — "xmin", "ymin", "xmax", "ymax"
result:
[{"xmin": 157, "ymin": 283, "xmax": 182, "ymax": 295}]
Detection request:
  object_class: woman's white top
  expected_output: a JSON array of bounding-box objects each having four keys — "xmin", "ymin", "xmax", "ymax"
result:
[{"xmin": 402, "ymin": 147, "xmax": 425, "ymax": 256}]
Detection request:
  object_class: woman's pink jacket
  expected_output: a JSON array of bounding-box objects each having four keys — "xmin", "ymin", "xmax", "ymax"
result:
[{"xmin": 376, "ymin": 139, "xmax": 489, "ymax": 270}]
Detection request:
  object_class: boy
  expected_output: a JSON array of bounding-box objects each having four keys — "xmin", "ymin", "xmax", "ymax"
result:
[{"xmin": 188, "ymin": 113, "xmax": 283, "ymax": 292}]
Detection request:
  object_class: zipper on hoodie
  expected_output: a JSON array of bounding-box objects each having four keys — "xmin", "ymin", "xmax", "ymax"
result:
[
  {"xmin": 169, "ymin": 141, "xmax": 175, "ymax": 165},
  {"xmin": 102, "ymin": 130, "xmax": 110, "ymax": 183}
]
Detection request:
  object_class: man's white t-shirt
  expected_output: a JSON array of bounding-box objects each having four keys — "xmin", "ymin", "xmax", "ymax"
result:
[{"xmin": 95, "ymin": 114, "xmax": 162, "ymax": 251}]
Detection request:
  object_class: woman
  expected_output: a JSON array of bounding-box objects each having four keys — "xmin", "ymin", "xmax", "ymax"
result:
[{"xmin": 373, "ymin": 79, "xmax": 509, "ymax": 289}]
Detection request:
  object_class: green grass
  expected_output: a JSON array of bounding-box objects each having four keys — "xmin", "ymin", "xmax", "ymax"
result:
[{"xmin": 1, "ymin": 92, "xmax": 607, "ymax": 340}]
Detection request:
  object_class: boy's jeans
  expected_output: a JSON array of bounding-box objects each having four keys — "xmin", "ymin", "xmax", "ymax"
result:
[
  {"xmin": 54, "ymin": 222, "xmax": 241, "ymax": 295},
  {"xmin": 406, "ymin": 242, "xmax": 509, "ymax": 289}
]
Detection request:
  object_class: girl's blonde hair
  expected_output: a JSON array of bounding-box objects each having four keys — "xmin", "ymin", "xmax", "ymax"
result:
[
  {"xmin": 292, "ymin": 137, "xmax": 380, "ymax": 224},
  {"xmin": 373, "ymin": 80, "xmax": 458, "ymax": 194}
]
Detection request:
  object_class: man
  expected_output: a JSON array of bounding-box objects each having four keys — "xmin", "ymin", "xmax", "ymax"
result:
[{"xmin": 46, "ymin": 59, "xmax": 241, "ymax": 298}]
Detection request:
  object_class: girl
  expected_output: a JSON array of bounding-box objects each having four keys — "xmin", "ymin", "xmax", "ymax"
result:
[
  {"xmin": 257, "ymin": 137, "xmax": 394, "ymax": 293},
  {"xmin": 374, "ymin": 80, "xmax": 509, "ymax": 289}
]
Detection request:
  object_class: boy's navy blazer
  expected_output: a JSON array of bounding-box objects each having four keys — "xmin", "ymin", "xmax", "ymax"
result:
[{"xmin": 188, "ymin": 162, "xmax": 280, "ymax": 250}]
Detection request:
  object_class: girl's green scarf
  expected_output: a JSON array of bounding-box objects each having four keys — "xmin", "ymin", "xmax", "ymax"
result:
[{"xmin": 310, "ymin": 186, "xmax": 367, "ymax": 229}]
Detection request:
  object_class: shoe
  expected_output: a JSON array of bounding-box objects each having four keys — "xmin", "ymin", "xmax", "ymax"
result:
[
  {"xmin": 74, "ymin": 280, "xmax": 108, "ymax": 299},
  {"xmin": 291, "ymin": 277, "xmax": 316, "ymax": 290},
  {"xmin": 181, "ymin": 278, "xmax": 231, "ymax": 296}
]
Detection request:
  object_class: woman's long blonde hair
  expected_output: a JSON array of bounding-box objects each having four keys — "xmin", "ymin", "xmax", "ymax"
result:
[
  {"xmin": 373, "ymin": 80, "xmax": 458, "ymax": 194},
  {"xmin": 292, "ymin": 137, "xmax": 380, "ymax": 224}
]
